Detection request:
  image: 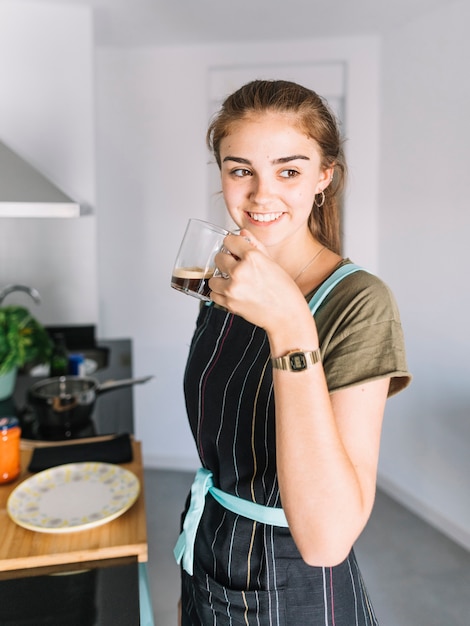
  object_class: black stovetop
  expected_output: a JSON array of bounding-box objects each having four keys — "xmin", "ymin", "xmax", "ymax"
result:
[
  {"xmin": 2, "ymin": 338, "xmax": 134, "ymax": 442},
  {"xmin": 0, "ymin": 391, "xmax": 98, "ymax": 440}
]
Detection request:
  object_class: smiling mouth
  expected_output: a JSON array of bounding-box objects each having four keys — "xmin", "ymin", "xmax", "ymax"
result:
[{"xmin": 248, "ymin": 212, "xmax": 283, "ymax": 223}]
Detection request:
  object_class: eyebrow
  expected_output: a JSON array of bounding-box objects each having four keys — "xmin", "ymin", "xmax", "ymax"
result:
[{"xmin": 222, "ymin": 155, "xmax": 310, "ymax": 165}]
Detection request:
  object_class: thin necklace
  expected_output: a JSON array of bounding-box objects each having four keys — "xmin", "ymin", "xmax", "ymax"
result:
[{"xmin": 293, "ymin": 246, "xmax": 325, "ymax": 282}]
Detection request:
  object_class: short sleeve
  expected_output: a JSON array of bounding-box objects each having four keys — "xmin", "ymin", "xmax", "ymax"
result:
[{"xmin": 313, "ymin": 267, "xmax": 411, "ymax": 397}]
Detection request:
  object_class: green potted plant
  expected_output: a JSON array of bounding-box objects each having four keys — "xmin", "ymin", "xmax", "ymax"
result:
[{"xmin": 0, "ymin": 306, "xmax": 53, "ymax": 400}]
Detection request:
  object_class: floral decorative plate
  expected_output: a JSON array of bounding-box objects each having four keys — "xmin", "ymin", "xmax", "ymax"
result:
[{"xmin": 7, "ymin": 462, "xmax": 140, "ymax": 533}]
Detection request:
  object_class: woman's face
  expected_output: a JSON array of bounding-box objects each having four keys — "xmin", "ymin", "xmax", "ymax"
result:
[{"xmin": 219, "ymin": 112, "xmax": 332, "ymax": 251}]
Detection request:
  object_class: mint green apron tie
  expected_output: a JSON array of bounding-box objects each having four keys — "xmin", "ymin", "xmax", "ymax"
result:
[
  {"xmin": 174, "ymin": 468, "xmax": 214, "ymax": 575},
  {"xmin": 175, "ymin": 264, "xmax": 364, "ymax": 576},
  {"xmin": 174, "ymin": 468, "xmax": 288, "ymax": 575}
]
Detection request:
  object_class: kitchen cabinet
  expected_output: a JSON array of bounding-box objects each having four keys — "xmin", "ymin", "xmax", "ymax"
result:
[{"xmin": 0, "ymin": 565, "xmax": 140, "ymax": 625}]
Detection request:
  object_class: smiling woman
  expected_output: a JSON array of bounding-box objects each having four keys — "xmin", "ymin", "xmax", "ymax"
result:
[{"xmin": 174, "ymin": 79, "xmax": 411, "ymax": 626}]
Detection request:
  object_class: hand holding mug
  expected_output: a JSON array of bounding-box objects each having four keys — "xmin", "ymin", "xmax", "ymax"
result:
[{"xmin": 210, "ymin": 230, "xmax": 309, "ymax": 332}]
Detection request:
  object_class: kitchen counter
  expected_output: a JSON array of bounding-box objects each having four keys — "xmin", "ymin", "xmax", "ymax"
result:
[
  {"xmin": 0, "ymin": 439, "xmax": 151, "ymax": 625},
  {"xmin": 0, "ymin": 337, "xmax": 155, "ymax": 624},
  {"xmin": 0, "ymin": 440, "xmax": 147, "ymax": 575}
]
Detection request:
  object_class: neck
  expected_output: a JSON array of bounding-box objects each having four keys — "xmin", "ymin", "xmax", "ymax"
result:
[
  {"xmin": 266, "ymin": 231, "xmax": 320, "ymax": 274},
  {"xmin": 293, "ymin": 245, "xmax": 325, "ymax": 283}
]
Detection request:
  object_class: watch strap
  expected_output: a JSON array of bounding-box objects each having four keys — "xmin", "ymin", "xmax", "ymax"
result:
[{"xmin": 271, "ymin": 348, "xmax": 321, "ymax": 372}]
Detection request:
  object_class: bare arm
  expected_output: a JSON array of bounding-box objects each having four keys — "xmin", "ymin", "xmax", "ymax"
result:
[
  {"xmin": 273, "ymin": 363, "xmax": 388, "ymax": 566},
  {"xmin": 265, "ymin": 288, "xmax": 388, "ymax": 566}
]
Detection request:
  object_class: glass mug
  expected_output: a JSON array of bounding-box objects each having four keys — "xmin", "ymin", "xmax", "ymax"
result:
[{"xmin": 171, "ymin": 219, "xmax": 230, "ymax": 301}]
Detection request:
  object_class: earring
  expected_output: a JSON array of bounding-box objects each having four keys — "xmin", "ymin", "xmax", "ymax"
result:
[{"xmin": 314, "ymin": 190, "xmax": 325, "ymax": 208}]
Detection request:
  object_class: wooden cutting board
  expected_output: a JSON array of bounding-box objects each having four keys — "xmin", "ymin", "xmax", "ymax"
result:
[{"xmin": 0, "ymin": 438, "xmax": 148, "ymax": 580}]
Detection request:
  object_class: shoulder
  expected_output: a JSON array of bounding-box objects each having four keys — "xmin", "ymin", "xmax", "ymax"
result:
[
  {"xmin": 313, "ymin": 260, "xmax": 411, "ymax": 396},
  {"xmin": 312, "ymin": 259, "xmax": 402, "ymax": 325},
  {"xmin": 343, "ymin": 263, "xmax": 400, "ymax": 317}
]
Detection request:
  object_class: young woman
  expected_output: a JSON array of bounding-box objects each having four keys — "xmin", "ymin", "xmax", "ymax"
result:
[{"xmin": 175, "ymin": 79, "xmax": 411, "ymax": 625}]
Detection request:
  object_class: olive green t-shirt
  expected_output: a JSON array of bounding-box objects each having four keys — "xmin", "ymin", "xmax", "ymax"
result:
[{"xmin": 308, "ymin": 261, "xmax": 411, "ymax": 397}]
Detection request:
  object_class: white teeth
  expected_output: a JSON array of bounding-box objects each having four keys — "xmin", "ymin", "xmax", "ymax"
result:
[{"xmin": 249, "ymin": 212, "xmax": 282, "ymax": 223}]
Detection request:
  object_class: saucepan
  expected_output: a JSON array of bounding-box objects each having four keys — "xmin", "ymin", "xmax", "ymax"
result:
[{"xmin": 27, "ymin": 375, "xmax": 154, "ymax": 431}]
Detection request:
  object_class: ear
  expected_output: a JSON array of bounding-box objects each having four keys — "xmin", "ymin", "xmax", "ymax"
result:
[{"xmin": 316, "ymin": 166, "xmax": 335, "ymax": 194}]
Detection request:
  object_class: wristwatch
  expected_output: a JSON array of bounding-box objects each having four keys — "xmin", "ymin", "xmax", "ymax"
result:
[{"xmin": 271, "ymin": 348, "xmax": 321, "ymax": 372}]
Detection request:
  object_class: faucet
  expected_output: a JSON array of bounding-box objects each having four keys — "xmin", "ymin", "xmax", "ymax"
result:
[{"xmin": 0, "ymin": 284, "xmax": 42, "ymax": 306}]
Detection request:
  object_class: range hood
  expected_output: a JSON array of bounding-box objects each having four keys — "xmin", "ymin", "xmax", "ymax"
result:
[{"xmin": 0, "ymin": 140, "xmax": 84, "ymax": 218}]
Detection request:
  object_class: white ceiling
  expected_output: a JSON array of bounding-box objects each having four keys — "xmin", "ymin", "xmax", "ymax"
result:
[{"xmin": 18, "ymin": 0, "xmax": 454, "ymax": 47}]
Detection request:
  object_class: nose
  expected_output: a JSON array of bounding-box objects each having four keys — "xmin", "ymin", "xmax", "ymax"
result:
[{"xmin": 249, "ymin": 174, "xmax": 273, "ymax": 205}]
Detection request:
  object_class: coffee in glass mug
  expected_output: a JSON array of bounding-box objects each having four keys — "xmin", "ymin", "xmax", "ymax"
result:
[{"xmin": 171, "ymin": 219, "xmax": 229, "ymax": 301}]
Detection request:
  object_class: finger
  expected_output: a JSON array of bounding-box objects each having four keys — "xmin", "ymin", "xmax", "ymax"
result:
[
  {"xmin": 214, "ymin": 247, "xmax": 235, "ymax": 275},
  {"xmin": 235, "ymin": 229, "xmax": 268, "ymax": 256},
  {"xmin": 208, "ymin": 273, "xmax": 231, "ymax": 301},
  {"xmin": 238, "ymin": 228, "xmax": 256, "ymax": 244},
  {"xmin": 222, "ymin": 232, "xmax": 259, "ymax": 259}
]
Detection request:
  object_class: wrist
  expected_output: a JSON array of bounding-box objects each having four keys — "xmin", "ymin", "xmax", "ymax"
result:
[
  {"xmin": 266, "ymin": 313, "xmax": 319, "ymax": 359},
  {"xmin": 271, "ymin": 348, "xmax": 321, "ymax": 372}
]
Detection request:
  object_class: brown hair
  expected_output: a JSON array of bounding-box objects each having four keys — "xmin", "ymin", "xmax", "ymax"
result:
[{"xmin": 206, "ymin": 79, "xmax": 346, "ymax": 254}]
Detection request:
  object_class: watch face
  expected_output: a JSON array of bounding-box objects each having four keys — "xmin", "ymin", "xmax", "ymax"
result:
[{"xmin": 289, "ymin": 352, "xmax": 307, "ymax": 371}]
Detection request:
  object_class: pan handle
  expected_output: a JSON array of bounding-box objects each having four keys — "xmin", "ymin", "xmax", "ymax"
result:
[{"xmin": 97, "ymin": 376, "xmax": 154, "ymax": 394}]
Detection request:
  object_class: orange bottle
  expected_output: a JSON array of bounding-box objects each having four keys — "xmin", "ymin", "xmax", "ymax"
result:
[{"xmin": 0, "ymin": 417, "xmax": 21, "ymax": 484}]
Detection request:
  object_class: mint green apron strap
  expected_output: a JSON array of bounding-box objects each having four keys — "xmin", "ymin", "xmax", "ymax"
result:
[
  {"xmin": 309, "ymin": 263, "xmax": 363, "ymax": 315},
  {"xmin": 174, "ymin": 468, "xmax": 288, "ymax": 575},
  {"xmin": 173, "ymin": 467, "xmax": 213, "ymax": 576},
  {"xmin": 209, "ymin": 486, "xmax": 288, "ymax": 527}
]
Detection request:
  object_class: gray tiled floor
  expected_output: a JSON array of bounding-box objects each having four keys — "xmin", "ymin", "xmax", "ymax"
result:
[{"xmin": 144, "ymin": 469, "xmax": 470, "ymax": 625}]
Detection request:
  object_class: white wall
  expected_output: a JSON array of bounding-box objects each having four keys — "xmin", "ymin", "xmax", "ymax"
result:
[
  {"xmin": 3, "ymin": 0, "xmax": 469, "ymax": 552},
  {"xmin": 377, "ymin": 0, "xmax": 470, "ymax": 549},
  {"xmin": 0, "ymin": 1, "xmax": 98, "ymax": 325},
  {"xmin": 95, "ymin": 37, "xmax": 380, "ymax": 470}
]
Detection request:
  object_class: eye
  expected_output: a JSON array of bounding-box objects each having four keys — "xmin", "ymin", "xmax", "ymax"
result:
[
  {"xmin": 231, "ymin": 168, "xmax": 252, "ymax": 177},
  {"xmin": 279, "ymin": 169, "xmax": 299, "ymax": 178}
]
